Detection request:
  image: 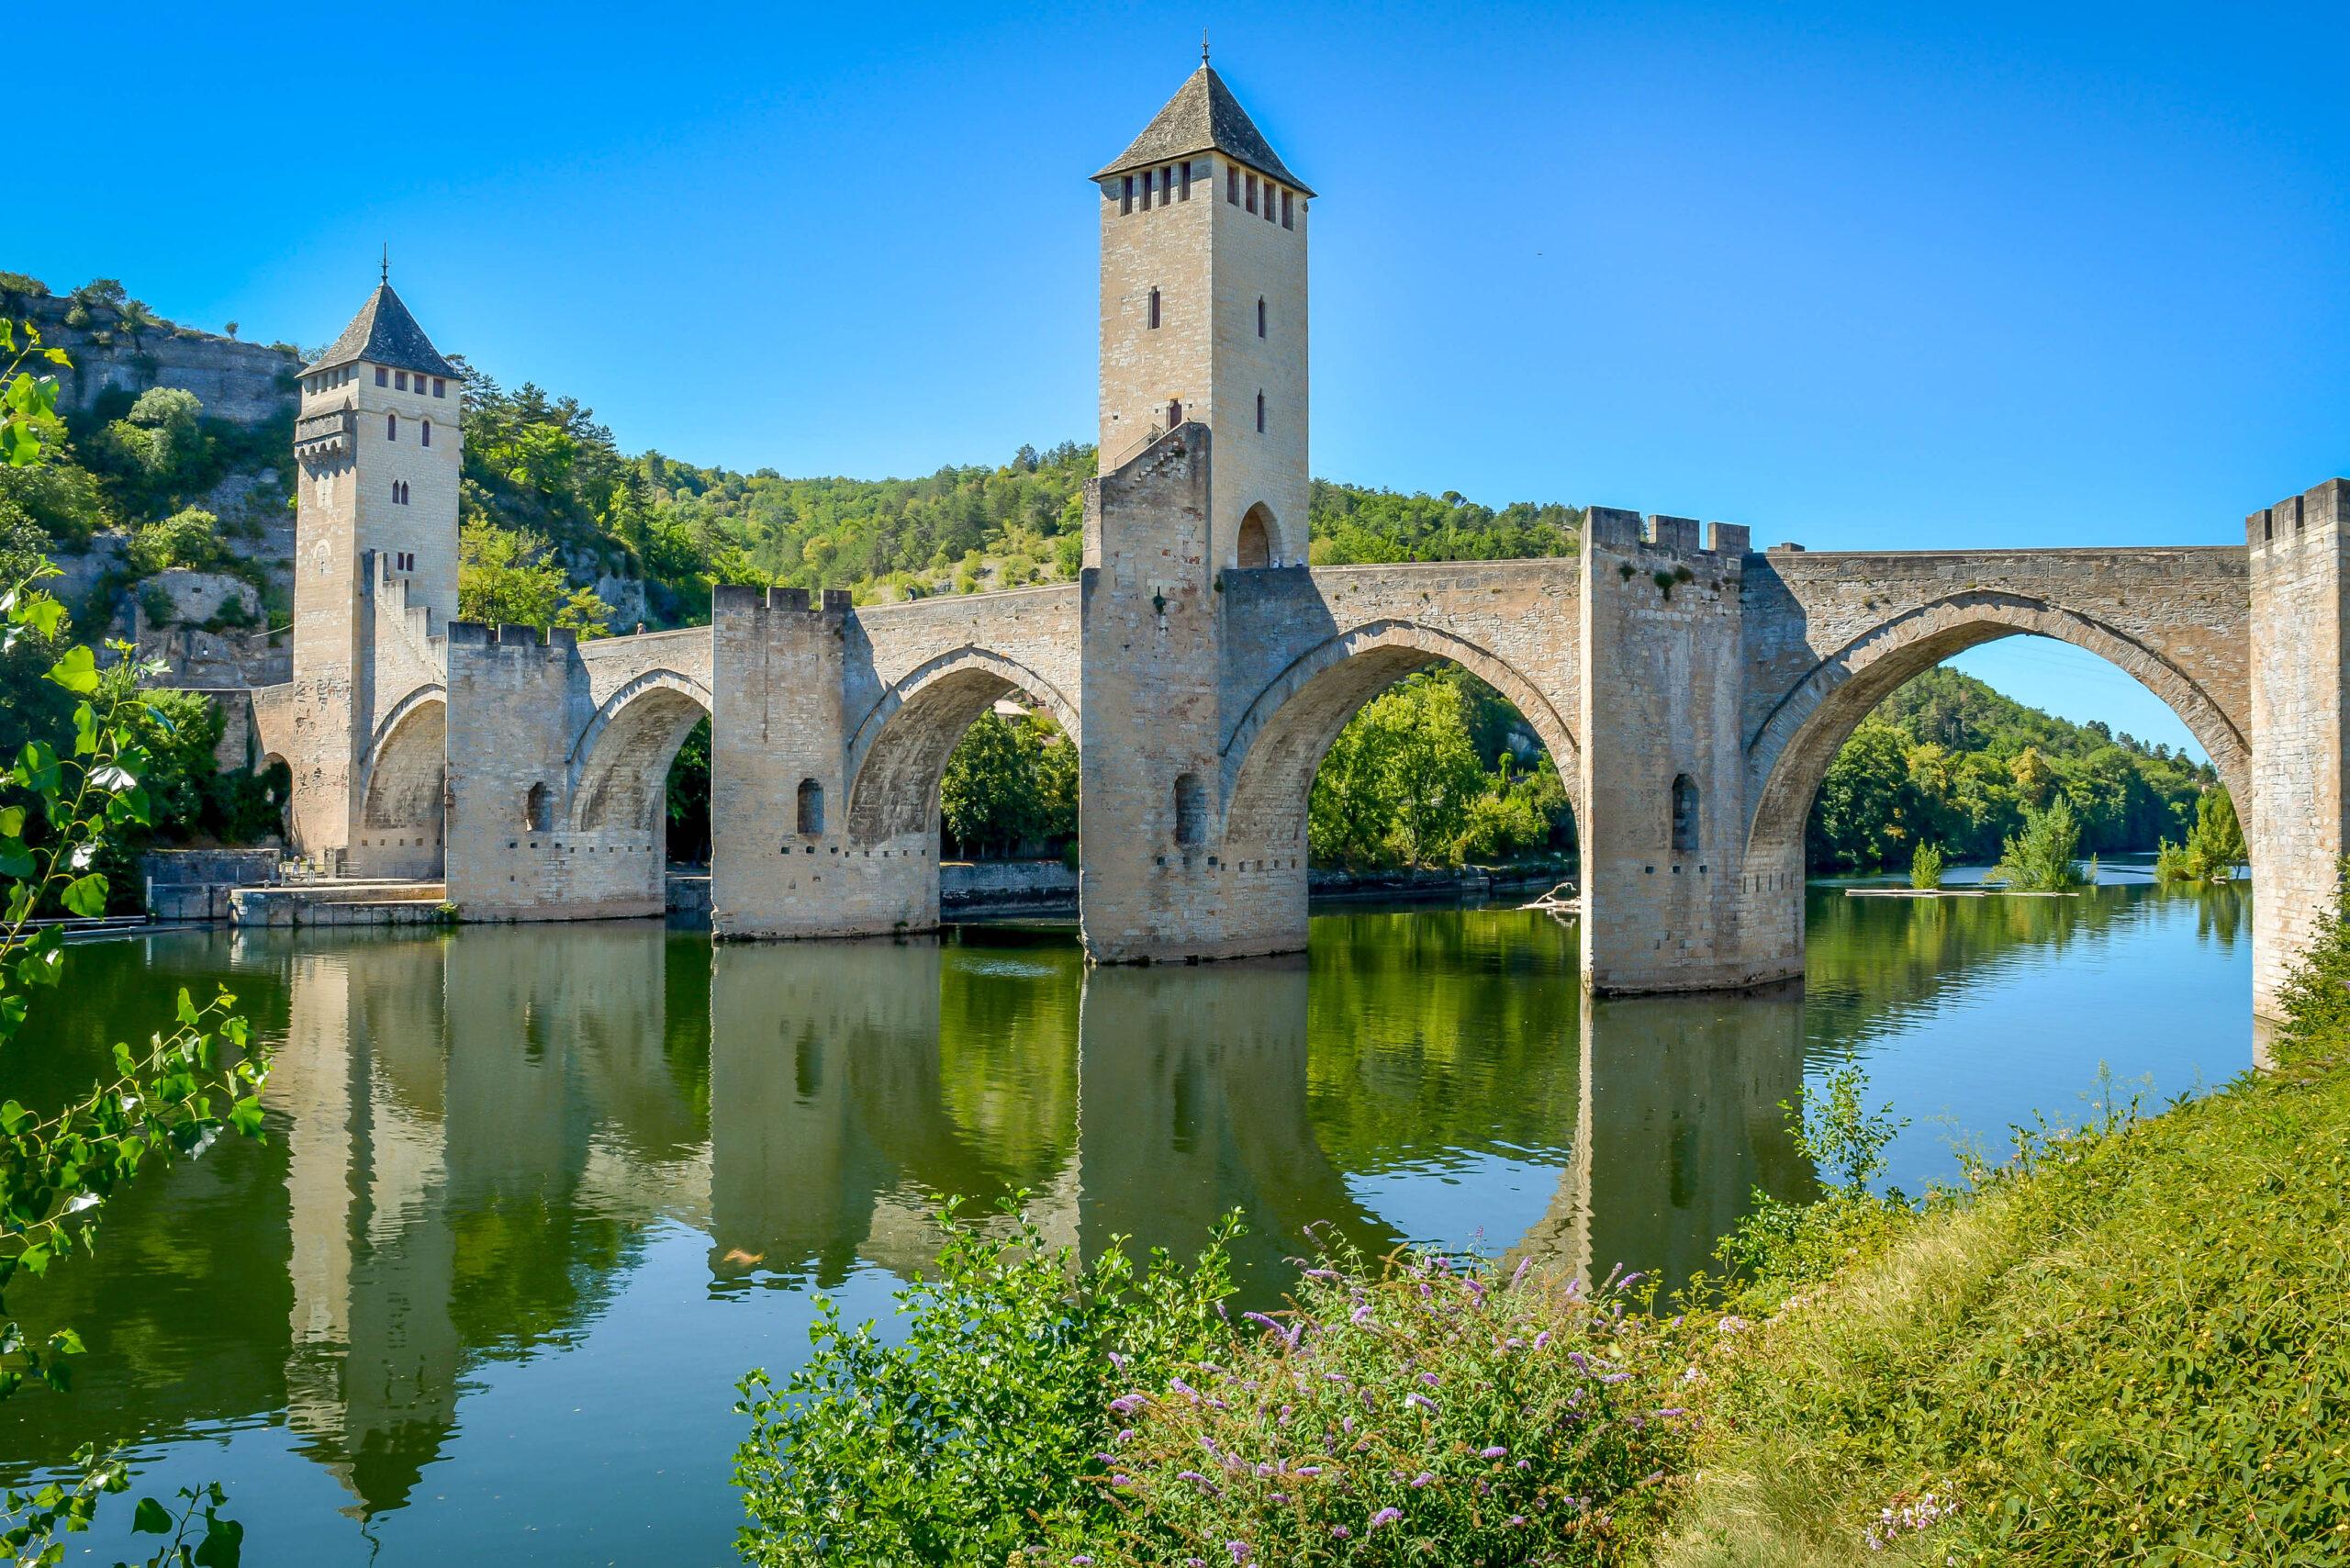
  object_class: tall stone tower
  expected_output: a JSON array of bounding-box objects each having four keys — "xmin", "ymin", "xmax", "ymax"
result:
[
  {"xmin": 1094, "ymin": 55, "xmax": 1312, "ymax": 570},
  {"xmin": 283, "ymin": 279, "xmax": 463, "ymax": 868}
]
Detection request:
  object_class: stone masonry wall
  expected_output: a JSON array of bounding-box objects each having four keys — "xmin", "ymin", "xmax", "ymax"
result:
[
  {"xmin": 1579, "ymin": 511, "xmax": 1756, "ymax": 993},
  {"xmin": 2245, "ymin": 480, "xmax": 2350, "ymax": 1018}
]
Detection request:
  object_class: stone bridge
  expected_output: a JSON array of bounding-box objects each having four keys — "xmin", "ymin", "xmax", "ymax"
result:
[{"xmin": 315, "ymin": 427, "xmax": 2331, "ymax": 1021}]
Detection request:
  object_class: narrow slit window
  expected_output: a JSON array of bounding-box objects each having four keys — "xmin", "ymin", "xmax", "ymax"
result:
[
  {"xmin": 1263, "ymin": 183, "xmax": 1276, "ymax": 221},
  {"xmin": 1256, "ymin": 391, "xmax": 1266, "ymax": 433},
  {"xmin": 1121, "ymin": 174, "xmax": 1134, "ymax": 215},
  {"xmin": 1226, "ymin": 166, "xmax": 1238, "ymax": 204},
  {"xmin": 1281, "ymin": 189, "xmax": 1293, "ymax": 228},
  {"xmin": 421, "ymin": 419, "xmax": 431, "ymax": 447},
  {"xmin": 1257, "ymin": 297, "xmax": 1267, "ymax": 338},
  {"xmin": 1671, "ymin": 775, "xmax": 1701, "ymax": 855},
  {"xmin": 1174, "ymin": 773, "xmax": 1206, "ymax": 847},
  {"xmin": 386, "ymin": 413, "xmax": 397, "ymax": 441},
  {"xmin": 1148, "ymin": 287, "xmax": 1161, "ymax": 329},
  {"xmin": 1179, "ymin": 161, "xmax": 1192, "ymax": 200},
  {"xmin": 1246, "ymin": 173, "xmax": 1257, "ymax": 213}
]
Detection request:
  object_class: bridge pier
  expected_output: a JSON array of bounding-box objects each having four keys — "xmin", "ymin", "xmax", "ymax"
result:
[
  {"xmin": 710, "ymin": 586, "xmax": 941, "ymax": 939},
  {"xmin": 1576, "ymin": 510, "xmax": 1773, "ymax": 994}
]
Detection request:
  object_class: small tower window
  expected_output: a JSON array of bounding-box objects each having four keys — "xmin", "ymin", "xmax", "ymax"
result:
[
  {"xmin": 1245, "ymin": 174, "xmax": 1258, "ymax": 213},
  {"xmin": 421, "ymin": 419, "xmax": 431, "ymax": 447},
  {"xmin": 1226, "ymin": 166, "xmax": 1238, "ymax": 204},
  {"xmin": 1282, "ymin": 189, "xmax": 1294, "ymax": 229},
  {"xmin": 433, "ymin": 378, "xmax": 446, "ymax": 398},
  {"xmin": 395, "ymin": 370, "xmax": 408, "ymax": 391},
  {"xmin": 1148, "ymin": 288, "xmax": 1161, "ymax": 330},
  {"xmin": 1174, "ymin": 773, "xmax": 1206, "ymax": 847},
  {"xmin": 1141, "ymin": 169, "xmax": 1154, "ymax": 210},
  {"xmin": 1179, "ymin": 162, "xmax": 1192, "ymax": 200},
  {"xmin": 797, "ymin": 778, "xmax": 824, "ymax": 835},
  {"xmin": 375, "ymin": 366, "xmax": 388, "ymax": 386},
  {"xmin": 1121, "ymin": 174, "xmax": 1134, "ymax": 215},
  {"xmin": 1671, "ymin": 775, "xmax": 1701, "ymax": 855},
  {"xmin": 1257, "ymin": 297, "xmax": 1267, "ymax": 338},
  {"xmin": 386, "ymin": 413, "xmax": 397, "ymax": 441},
  {"xmin": 1256, "ymin": 391, "xmax": 1266, "ymax": 433},
  {"xmin": 1263, "ymin": 183, "xmax": 1277, "ymax": 222}
]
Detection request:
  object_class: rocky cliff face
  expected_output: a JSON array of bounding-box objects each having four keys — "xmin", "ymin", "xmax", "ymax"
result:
[{"xmin": 18, "ymin": 290, "xmax": 298, "ymax": 429}]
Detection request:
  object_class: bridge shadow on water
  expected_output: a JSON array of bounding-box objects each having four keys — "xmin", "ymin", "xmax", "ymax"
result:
[{"xmin": 0, "ymin": 882, "xmax": 2251, "ymax": 1543}]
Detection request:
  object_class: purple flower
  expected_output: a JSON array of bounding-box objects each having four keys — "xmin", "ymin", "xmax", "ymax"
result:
[
  {"xmin": 1350, "ymin": 1303, "xmax": 1373, "ymax": 1326},
  {"xmin": 1569, "ymin": 1350, "xmax": 1593, "ymax": 1373},
  {"xmin": 1509, "ymin": 1256, "xmax": 1532, "ymax": 1289},
  {"xmin": 1295, "ymin": 1465, "xmax": 1322, "ymax": 1477},
  {"xmin": 1601, "ymin": 1371, "xmax": 1632, "ymax": 1384},
  {"xmin": 1508, "ymin": 1515, "xmax": 1528, "ymax": 1528},
  {"xmin": 1481, "ymin": 1446, "xmax": 1508, "ymax": 1460},
  {"xmin": 1226, "ymin": 1541, "xmax": 1251, "ymax": 1564},
  {"xmin": 1271, "ymin": 1492, "xmax": 1289, "ymax": 1504},
  {"xmin": 1410, "ymin": 1472, "xmax": 1434, "ymax": 1488},
  {"xmin": 1305, "ymin": 1267, "xmax": 1339, "ymax": 1282},
  {"xmin": 1108, "ymin": 1395, "xmax": 1141, "ymax": 1417},
  {"xmin": 1619, "ymin": 1271, "xmax": 1646, "ymax": 1291},
  {"xmin": 1369, "ymin": 1507, "xmax": 1403, "ymax": 1529},
  {"xmin": 1107, "ymin": 1350, "xmax": 1129, "ymax": 1370},
  {"xmin": 1110, "ymin": 1474, "xmax": 1134, "ymax": 1488},
  {"xmin": 1071, "ymin": 1557, "xmax": 1094, "ymax": 1565},
  {"xmin": 1516, "ymin": 1458, "xmax": 1530, "ymax": 1470},
  {"xmin": 1654, "ymin": 1406, "xmax": 1688, "ymax": 1419},
  {"xmin": 1419, "ymin": 1372, "xmax": 1439, "ymax": 1387},
  {"xmin": 1329, "ymin": 1526, "xmax": 1351, "ymax": 1540},
  {"xmin": 1177, "ymin": 1471, "xmax": 1222, "ymax": 1496},
  {"xmin": 1118, "ymin": 1428, "xmax": 1134, "ymax": 1442},
  {"xmin": 1169, "ymin": 1377, "xmax": 1201, "ymax": 1403},
  {"xmin": 1533, "ymin": 1330, "xmax": 1552, "ymax": 1350},
  {"xmin": 1405, "ymin": 1392, "xmax": 1438, "ymax": 1414}
]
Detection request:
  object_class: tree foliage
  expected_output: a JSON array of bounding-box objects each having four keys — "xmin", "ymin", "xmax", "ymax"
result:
[
  {"xmin": 455, "ymin": 519, "xmax": 612, "ymax": 635},
  {"xmin": 1807, "ymin": 666, "xmax": 2212, "ymax": 872},
  {"xmin": 938, "ymin": 711, "xmax": 1077, "ymax": 859}
]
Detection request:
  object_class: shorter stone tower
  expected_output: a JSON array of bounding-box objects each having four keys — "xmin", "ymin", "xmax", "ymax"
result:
[
  {"xmin": 281, "ymin": 280, "xmax": 463, "ymax": 870},
  {"xmin": 1094, "ymin": 55, "xmax": 1312, "ymax": 570}
]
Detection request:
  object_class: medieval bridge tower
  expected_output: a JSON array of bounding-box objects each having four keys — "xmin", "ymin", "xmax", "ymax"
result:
[{"xmin": 249, "ymin": 61, "xmax": 2344, "ymax": 1025}]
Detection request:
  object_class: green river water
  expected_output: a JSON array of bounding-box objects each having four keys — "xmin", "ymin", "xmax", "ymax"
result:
[{"xmin": 0, "ymin": 869, "xmax": 2253, "ymax": 1562}]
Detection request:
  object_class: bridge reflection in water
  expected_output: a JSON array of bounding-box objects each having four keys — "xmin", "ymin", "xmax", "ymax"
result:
[{"xmin": 0, "ymin": 885, "xmax": 2250, "ymax": 1551}]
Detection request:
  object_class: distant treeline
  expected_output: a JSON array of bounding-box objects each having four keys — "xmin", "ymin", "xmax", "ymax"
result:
[{"xmin": 1807, "ymin": 666, "xmax": 2218, "ymax": 871}]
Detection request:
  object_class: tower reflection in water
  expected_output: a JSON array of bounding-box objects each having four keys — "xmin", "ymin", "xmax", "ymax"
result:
[{"xmin": 0, "ymin": 911, "xmax": 1814, "ymax": 1530}]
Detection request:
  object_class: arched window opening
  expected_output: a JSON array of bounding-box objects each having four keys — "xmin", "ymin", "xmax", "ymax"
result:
[
  {"xmin": 1148, "ymin": 287, "xmax": 1161, "ymax": 330},
  {"xmin": 1174, "ymin": 772, "xmax": 1207, "ymax": 847},
  {"xmin": 524, "ymin": 781, "xmax": 552, "ymax": 833},
  {"xmin": 1257, "ymin": 297, "xmax": 1267, "ymax": 338},
  {"xmin": 421, "ymin": 419, "xmax": 431, "ymax": 447},
  {"xmin": 1237, "ymin": 505, "xmax": 1273, "ymax": 569},
  {"xmin": 797, "ymin": 777, "xmax": 825, "ymax": 835},
  {"xmin": 386, "ymin": 412, "xmax": 397, "ymax": 441},
  {"xmin": 1671, "ymin": 774, "xmax": 1700, "ymax": 855},
  {"xmin": 1166, "ymin": 398, "xmax": 1183, "ymax": 429}
]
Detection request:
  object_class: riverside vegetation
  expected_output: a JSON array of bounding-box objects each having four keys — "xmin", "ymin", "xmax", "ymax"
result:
[
  {"xmin": 1, "ymin": 319, "xmax": 271, "ymax": 1562},
  {"xmin": 732, "ymin": 874, "xmax": 2350, "ymax": 1563}
]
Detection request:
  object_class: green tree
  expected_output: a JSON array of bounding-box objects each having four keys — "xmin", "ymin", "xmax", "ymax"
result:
[
  {"xmin": 457, "ymin": 519, "xmax": 612, "ymax": 635},
  {"xmin": 1808, "ymin": 719, "xmax": 1914, "ymax": 871},
  {"xmin": 1308, "ymin": 674, "xmax": 1490, "ymax": 868},
  {"xmin": 1993, "ymin": 797, "xmax": 2087, "ymax": 890},
  {"xmin": 125, "ymin": 506, "xmax": 228, "ymax": 576}
]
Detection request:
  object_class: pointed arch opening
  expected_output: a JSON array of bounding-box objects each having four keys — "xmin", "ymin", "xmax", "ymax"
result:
[
  {"xmin": 1237, "ymin": 504, "xmax": 1274, "ymax": 570},
  {"xmin": 354, "ymin": 690, "xmax": 447, "ymax": 879}
]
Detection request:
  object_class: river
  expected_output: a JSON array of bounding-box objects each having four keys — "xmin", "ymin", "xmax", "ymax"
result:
[{"xmin": 0, "ymin": 868, "xmax": 2251, "ymax": 1562}]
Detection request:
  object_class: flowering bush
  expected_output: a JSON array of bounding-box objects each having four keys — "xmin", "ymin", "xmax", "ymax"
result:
[
  {"xmin": 733, "ymin": 1199, "xmax": 1234, "ymax": 1566},
  {"xmin": 1082, "ymin": 1242, "xmax": 1696, "ymax": 1565}
]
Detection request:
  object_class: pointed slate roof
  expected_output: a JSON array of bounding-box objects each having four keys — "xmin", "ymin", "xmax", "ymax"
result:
[
  {"xmin": 304, "ymin": 284, "xmax": 460, "ymax": 379},
  {"xmin": 1095, "ymin": 64, "xmax": 1314, "ymax": 196}
]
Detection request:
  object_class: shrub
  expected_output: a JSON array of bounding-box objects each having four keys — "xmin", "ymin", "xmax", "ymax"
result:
[
  {"xmin": 1990, "ymin": 797, "xmax": 2084, "ymax": 890},
  {"xmin": 1091, "ymin": 1248, "xmax": 1698, "ymax": 1566},
  {"xmin": 2156, "ymin": 784, "xmax": 2246, "ymax": 885},
  {"xmin": 126, "ymin": 507, "xmax": 227, "ymax": 575},
  {"xmin": 1908, "ymin": 841, "xmax": 1945, "ymax": 890},
  {"xmin": 733, "ymin": 1200, "xmax": 1236, "ymax": 1565}
]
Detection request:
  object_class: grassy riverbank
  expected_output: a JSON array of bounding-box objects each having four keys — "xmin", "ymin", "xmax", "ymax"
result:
[
  {"xmin": 733, "ymin": 903, "xmax": 2350, "ymax": 1566},
  {"xmin": 1667, "ymin": 1043, "xmax": 2348, "ymax": 1563}
]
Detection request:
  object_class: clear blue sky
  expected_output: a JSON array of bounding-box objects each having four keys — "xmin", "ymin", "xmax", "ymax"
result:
[{"xmin": 20, "ymin": 2, "xmax": 2347, "ymax": 752}]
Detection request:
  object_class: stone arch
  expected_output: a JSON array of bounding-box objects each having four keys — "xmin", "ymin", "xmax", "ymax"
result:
[
  {"xmin": 566, "ymin": 669, "xmax": 715, "ymax": 834},
  {"xmin": 844, "ymin": 646, "xmax": 1081, "ymax": 844},
  {"xmin": 1743, "ymin": 590, "xmax": 2253, "ymax": 874},
  {"xmin": 1237, "ymin": 503, "xmax": 1274, "ymax": 569},
  {"xmin": 354, "ymin": 687, "xmax": 447, "ymax": 877},
  {"xmin": 1220, "ymin": 620, "xmax": 1581, "ymax": 850},
  {"xmin": 359, "ymin": 688, "xmax": 447, "ymax": 831}
]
